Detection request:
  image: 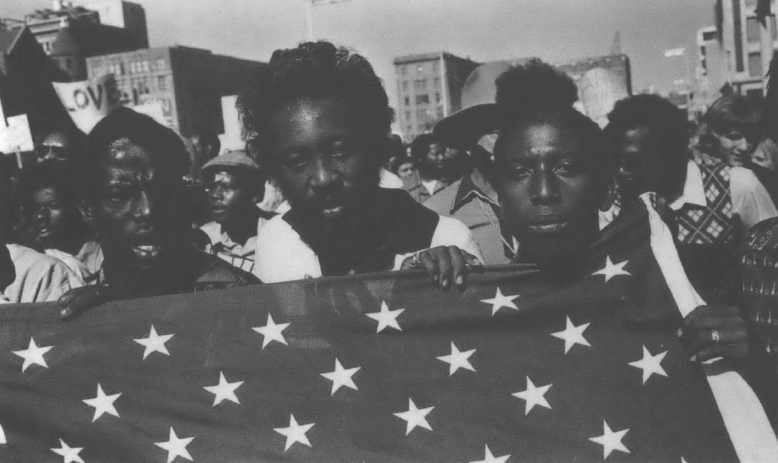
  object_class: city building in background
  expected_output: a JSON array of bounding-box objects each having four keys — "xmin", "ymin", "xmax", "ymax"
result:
[
  {"xmin": 5, "ymin": 0, "xmax": 148, "ymax": 81},
  {"xmin": 87, "ymin": 47, "xmax": 265, "ymax": 137},
  {"xmin": 0, "ymin": 26, "xmax": 73, "ymax": 139},
  {"xmin": 691, "ymin": 26, "xmax": 728, "ymax": 117},
  {"xmin": 709, "ymin": 0, "xmax": 776, "ymax": 98},
  {"xmin": 393, "ymin": 52, "xmax": 480, "ymax": 142}
]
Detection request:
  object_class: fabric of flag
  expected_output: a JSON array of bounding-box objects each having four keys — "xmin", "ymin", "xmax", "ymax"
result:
[{"xmin": 0, "ymin": 198, "xmax": 775, "ymax": 462}]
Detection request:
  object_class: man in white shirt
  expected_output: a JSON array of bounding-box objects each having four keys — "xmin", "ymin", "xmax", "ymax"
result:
[{"xmin": 238, "ymin": 41, "xmax": 483, "ymax": 286}]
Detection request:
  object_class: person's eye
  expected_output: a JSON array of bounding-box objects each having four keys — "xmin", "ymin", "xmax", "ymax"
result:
[
  {"xmin": 282, "ymin": 153, "xmax": 309, "ymax": 170},
  {"xmin": 508, "ymin": 165, "xmax": 532, "ymax": 179},
  {"xmin": 555, "ymin": 162, "xmax": 579, "ymax": 175},
  {"xmin": 330, "ymin": 141, "xmax": 353, "ymax": 158}
]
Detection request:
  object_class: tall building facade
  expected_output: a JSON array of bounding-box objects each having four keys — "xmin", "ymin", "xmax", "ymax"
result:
[
  {"xmin": 86, "ymin": 47, "xmax": 265, "ymax": 137},
  {"xmin": 393, "ymin": 52, "xmax": 480, "ymax": 142},
  {"xmin": 714, "ymin": 0, "xmax": 777, "ymax": 97},
  {"xmin": 7, "ymin": 0, "xmax": 147, "ymax": 81}
]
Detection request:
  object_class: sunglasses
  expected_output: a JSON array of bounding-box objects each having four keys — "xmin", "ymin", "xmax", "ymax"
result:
[{"xmin": 34, "ymin": 144, "xmax": 67, "ymax": 159}]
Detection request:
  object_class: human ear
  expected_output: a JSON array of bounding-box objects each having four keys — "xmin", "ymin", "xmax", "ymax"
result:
[
  {"xmin": 78, "ymin": 199, "xmax": 96, "ymax": 228},
  {"xmin": 599, "ymin": 177, "xmax": 616, "ymax": 212}
]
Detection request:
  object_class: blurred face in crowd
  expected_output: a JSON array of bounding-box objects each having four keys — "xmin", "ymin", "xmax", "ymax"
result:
[
  {"xmin": 397, "ymin": 161, "xmax": 415, "ymax": 180},
  {"xmin": 714, "ymin": 129, "xmax": 752, "ymax": 167},
  {"xmin": 268, "ymin": 96, "xmax": 381, "ymax": 224},
  {"xmin": 419, "ymin": 142, "xmax": 467, "ymax": 180},
  {"xmin": 615, "ymin": 126, "xmax": 681, "ymax": 203},
  {"xmin": 190, "ymin": 134, "xmax": 218, "ymax": 166},
  {"xmin": 204, "ymin": 169, "xmax": 255, "ymax": 225},
  {"xmin": 36, "ymin": 131, "xmax": 75, "ymax": 164},
  {"xmin": 28, "ymin": 186, "xmax": 78, "ymax": 249},
  {"xmin": 495, "ymin": 119, "xmax": 604, "ymax": 266},
  {"xmin": 85, "ymin": 140, "xmax": 189, "ymax": 273}
]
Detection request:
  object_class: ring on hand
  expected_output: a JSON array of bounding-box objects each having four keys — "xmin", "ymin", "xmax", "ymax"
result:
[{"xmin": 711, "ymin": 330, "xmax": 721, "ymax": 343}]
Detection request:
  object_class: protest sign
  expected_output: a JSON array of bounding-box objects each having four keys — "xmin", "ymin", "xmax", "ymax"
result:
[
  {"xmin": 53, "ymin": 74, "xmax": 121, "ymax": 134},
  {"xmin": 0, "ymin": 114, "xmax": 34, "ymax": 153}
]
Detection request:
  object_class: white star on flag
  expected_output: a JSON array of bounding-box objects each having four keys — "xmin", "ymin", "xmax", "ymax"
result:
[
  {"xmin": 154, "ymin": 427, "xmax": 195, "ymax": 463},
  {"xmin": 512, "ymin": 376, "xmax": 552, "ymax": 415},
  {"xmin": 82, "ymin": 383, "xmax": 121, "ymax": 422},
  {"xmin": 274, "ymin": 414, "xmax": 315, "ymax": 452},
  {"xmin": 203, "ymin": 371, "xmax": 243, "ymax": 406},
  {"xmin": 470, "ymin": 445, "xmax": 511, "ymax": 463},
  {"xmin": 551, "ymin": 316, "xmax": 591, "ymax": 354},
  {"xmin": 321, "ymin": 358, "xmax": 360, "ymax": 395},
  {"xmin": 592, "ymin": 256, "xmax": 631, "ymax": 282},
  {"xmin": 589, "ymin": 421, "xmax": 630, "ymax": 459},
  {"xmin": 366, "ymin": 301, "xmax": 404, "ymax": 333},
  {"xmin": 394, "ymin": 398, "xmax": 434, "ymax": 435},
  {"xmin": 480, "ymin": 287, "xmax": 519, "ymax": 315},
  {"xmin": 13, "ymin": 337, "xmax": 53, "ymax": 372},
  {"xmin": 134, "ymin": 325, "xmax": 174, "ymax": 360},
  {"xmin": 437, "ymin": 342, "xmax": 476, "ymax": 375},
  {"xmin": 252, "ymin": 313, "xmax": 290, "ymax": 349},
  {"xmin": 51, "ymin": 439, "xmax": 84, "ymax": 463},
  {"xmin": 0, "ymin": 423, "xmax": 5, "ymax": 444},
  {"xmin": 628, "ymin": 345, "xmax": 668, "ymax": 384}
]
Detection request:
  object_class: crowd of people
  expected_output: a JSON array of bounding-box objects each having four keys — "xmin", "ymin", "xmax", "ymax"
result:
[{"xmin": 3, "ymin": 40, "xmax": 778, "ymax": 423}]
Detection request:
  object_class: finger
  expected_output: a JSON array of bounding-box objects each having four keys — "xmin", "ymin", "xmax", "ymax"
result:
[
  {"xmin": 434, "ymin": 248, "xmax": 453, "ymax": 290},
  {"xmin": 419, "ymin": 251, "xmax": 437, "ymax": 283},
  {"xmin": 694, "ymin": 343, "xmax": 749, "ymax": 363},
  {"xmin": 462, "ymin": 251, "xmax": 483, "ymax": 269},
  {"xmin": 686, "ymin": 329, "xmax": 748, "ymax": 358},
  {"xmin": 447, "ymin": 246, "xmax": 467, "ymax": 290},
  {"xmin": 684, "ymin": 306, "xmax": 741, "ymax": 328}
]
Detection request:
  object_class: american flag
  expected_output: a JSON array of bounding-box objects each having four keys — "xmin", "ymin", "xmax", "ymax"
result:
[{"xmin": 0, "ymin": 199, "xmax": 775, "ymax": 462}]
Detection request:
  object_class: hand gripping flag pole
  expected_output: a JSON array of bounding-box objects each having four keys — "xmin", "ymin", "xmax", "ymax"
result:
[{"xmin": 641, "ymin": 193, "xmax": 778, "ymax": 462}]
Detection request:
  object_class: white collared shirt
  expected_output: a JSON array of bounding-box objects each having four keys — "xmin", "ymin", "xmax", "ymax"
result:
[
  {"xmin": 600, "ymin": 160, "xmax": 778, "ymax": 231},
  {"xmin": 254, "ymin": 213, "xmax": 484, "ymax": 284}
]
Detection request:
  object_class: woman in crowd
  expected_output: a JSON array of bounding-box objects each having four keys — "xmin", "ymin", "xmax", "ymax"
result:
[
  {"xmin": 237, "ymin": 41, "xmax": 482, "ymax": 286},
  {"xmin": 17, "ymin": 163, "xmax": 102, "ymax": 281}
]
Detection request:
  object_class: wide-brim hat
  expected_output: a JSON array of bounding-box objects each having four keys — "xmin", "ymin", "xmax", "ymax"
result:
[{"xmin": 433, "ymin": 61, "xmax": 511, "ymax": 148}]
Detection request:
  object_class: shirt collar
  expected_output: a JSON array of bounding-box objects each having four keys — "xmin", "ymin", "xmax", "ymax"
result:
[
  {"xmin": 452, "ymin": 170, "xmax": 499, "ymax": 213},
  {"xmin": 669, "ymin": 160, "xmax": 707, "ymax": 211}
]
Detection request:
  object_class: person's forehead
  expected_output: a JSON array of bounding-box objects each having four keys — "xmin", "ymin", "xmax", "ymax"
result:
[
  {"xmin": 272, "ymin": 97, "xmax": 357, "ymax": 136},
  {"xmin": 43, "ymin": 132, "xmax": 71, "ymax": 146},
  {"xmin": 99, "ymin": 140, "xmax": 163, "ymax": 181},
  {"xmin": 503, "ymin": 123, "xmax": 582, "ymax": 156}
]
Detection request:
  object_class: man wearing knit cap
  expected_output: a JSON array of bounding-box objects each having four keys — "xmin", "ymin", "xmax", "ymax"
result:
[{"xmin": 201, "ymin": 150, "xmax": 273, "ymax": 274}]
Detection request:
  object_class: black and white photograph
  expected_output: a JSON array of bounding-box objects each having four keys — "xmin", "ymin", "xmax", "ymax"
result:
[{"xmin": 0, "ymin": 0, "xmax": 777, "ymax": 461}]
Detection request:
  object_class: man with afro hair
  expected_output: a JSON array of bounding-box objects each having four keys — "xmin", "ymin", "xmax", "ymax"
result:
[{"xmin": 237, "ymin": 41, "xmax": 482, "ymax": 287}]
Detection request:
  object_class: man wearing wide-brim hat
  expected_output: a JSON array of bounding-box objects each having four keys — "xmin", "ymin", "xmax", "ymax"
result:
[{"xmin": 426, "ymin": 62, "xmax": 516, "ymax": 265}]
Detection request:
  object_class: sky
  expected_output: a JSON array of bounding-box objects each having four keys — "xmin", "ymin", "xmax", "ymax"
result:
[{"xmin": 4, "ymin": 0, "xmax": 715, "ymax": 114}]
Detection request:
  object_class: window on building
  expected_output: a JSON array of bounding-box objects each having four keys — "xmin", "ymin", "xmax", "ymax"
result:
[
  {"xmin": 119, "ymin": 63, "xmax": 125, "ymax": 75},
  {"xmin": 702, "ymin": 30, "xmax": 718, "ymax": 41},
  {"xmin": 404, "ymin": 96, "xmax": 410, "ymax": 106},
  {"xmin": 414, "ymin": 79, "xmax": 427, "ymax": 91},
  {"xmin": 158, "ymin": 76, "xmax": 168, "ymax": 91},
  {"xmin": 746, "ymin": 0, "xmax": 757, "ymax": 7},
  {"xmin": 436, "ymin": 93, "xmax": 441, "ymax": 103},
  {"xmin": 747, "ymin": 17, "xmax": 760, "ymax": 42},
  {"xmin": 748, "ymin": 52, "xmax": 763, "ymax": 77},
  {"xmin": 405, "ymin": 111, "xmax": 411, "ymax": 122},
  {"xmin": 143, "ymin": 60, "xmax": 150, "ymax": 73},
  {"xmin": 156, "ymin": 58, "xmax": 166, "ymax": 71},
  {"xmin": 416, "ymin": 94, "xmax": 430, "ymax": 104}
]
